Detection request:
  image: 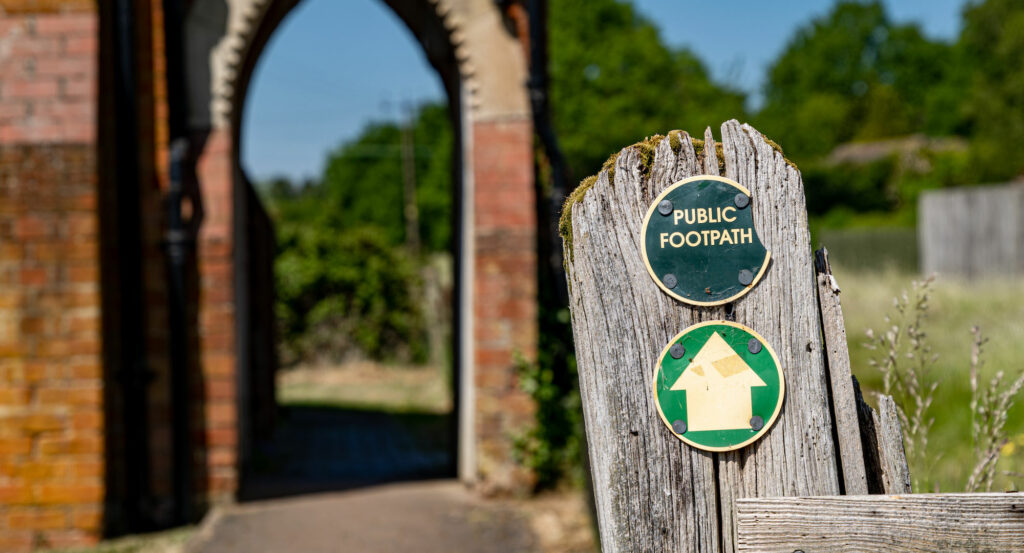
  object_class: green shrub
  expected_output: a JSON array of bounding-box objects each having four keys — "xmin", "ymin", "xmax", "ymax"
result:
[
  {"xmin": 803, "ymin": 157, "xmax": 897, "ymax": 216},
  {"xmin": 514, "ymin": 307, "xmax": 585, "ymax": 490},
  {"xmin": 274, "ymin": 225, "xmax": 428, "ymax": 365},
  {"xmin": 514, "ymin": 353, "xmax": 584, "ymax": 489}
]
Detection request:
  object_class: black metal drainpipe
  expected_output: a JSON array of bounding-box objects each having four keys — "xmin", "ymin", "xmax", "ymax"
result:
[
  {"xmin": 526, "ymin": 0, "xmax": 571, "ymax": 306},
  {"xmin": 161, "ymin": 0, "xmax": 193, "ymax": 525},
  {"xmin": 112, "ymin": 0, "xmax": 153, "ymax": 530}
]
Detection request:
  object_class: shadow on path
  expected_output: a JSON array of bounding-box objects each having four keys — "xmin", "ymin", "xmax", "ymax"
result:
[
  {"xmin": 191, "ymin": 480, "xmax": 537, "ymax": 553},
  {"xmin": 240, "ymin": 405, "xmax": 454, "ymax": 501}
]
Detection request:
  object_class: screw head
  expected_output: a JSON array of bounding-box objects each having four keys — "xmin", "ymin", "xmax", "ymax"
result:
[
  {"xmin": 748, "ymin": 338, "xmax": 762, "ymax": 354},
  {"xmin": 663, "ymin": 273, "xmax": 678, "ymax": 289},
  {"xmin": 750, "ymin": 415, "xmax": 764, "ymax": 431},
  {"xmin": 672, "ymin": 420, "xmax": 687, "ymax": 434},
  {"xmin": 738, "ymin": 269, "xmax": 754, "ymax": 286},
  {"xmin": 734, "ymin": 193, "xmax": 750, "ymax": 209},
  {"xmin": 669, "ymin": 344, "xmax": 686, "ymax": 359},
  {"xmin": 657, "ymin": 199, "xmax": 673, "ymax": 216}
]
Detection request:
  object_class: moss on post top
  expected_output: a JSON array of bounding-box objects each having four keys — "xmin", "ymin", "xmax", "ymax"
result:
[
  {"xmin": 558, "ymin": 134, "xmax": 665, "ymax": 252},
  {"xmin": 557, "ymin": 127, "xmax": 796, "ymax": 258},
  {"xmin": 759, "ymin": 133, "xmax": 798, "ymax": 170}
]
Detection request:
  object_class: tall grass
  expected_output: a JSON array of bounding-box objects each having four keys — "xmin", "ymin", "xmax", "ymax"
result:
[
  {"xmin": 864, "ymin": 276, "xmax": 938, "ymax": 490},
  {"xmin": 838, "ymin": 266, "xmax": 1024, "ymax": 491}
]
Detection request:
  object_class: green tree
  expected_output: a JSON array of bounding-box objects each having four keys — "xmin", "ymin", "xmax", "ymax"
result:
[
  {"xmin": 757, "ymin": 1, "xmax": 960, "ymax": 161},
  {"xmin": 549, "ymin": 0, "xmax": 747, "ymax": 179},
  {"xmin": 960, "ymin": 0, "xmax": 1024, "ymax": 180},
  {"xmin": 264, "ymin": 103, "xmax": 454, "ymax": 364},
  {"xmin": 318, "ymin": 103, "xmax": 454, "ymax": 252}
]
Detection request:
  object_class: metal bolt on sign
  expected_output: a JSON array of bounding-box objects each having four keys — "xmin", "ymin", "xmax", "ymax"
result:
[
  {"xmin": 658, "ymin": 199, "xmax": 673, "ymax": 215},
  {"xmin": 750, "ymin": 415, "xmax": 764, "ymax": 431}
]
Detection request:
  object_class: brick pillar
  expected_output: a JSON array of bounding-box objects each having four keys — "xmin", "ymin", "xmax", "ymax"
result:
[
  {"xmin": 472, "ymin": 117, "xmax": 537, "ymax": 492},
  {"xmin": 193, "ymin": 128, "xmax": 238, "ymax": 505},
  {"xmin": 0, "ymin": 5, "xmax": 103, "ymax": 551}
]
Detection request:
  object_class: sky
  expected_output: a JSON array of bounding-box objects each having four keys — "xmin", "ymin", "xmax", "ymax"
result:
[{"xmin": 240, "ymin": 0, "xmax": 970, "ymax": 183}]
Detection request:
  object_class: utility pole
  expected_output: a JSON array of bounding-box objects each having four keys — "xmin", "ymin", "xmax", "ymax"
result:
[{"xmin": 401, "ymin": 102, "xmax": 421, "ymax": 255}]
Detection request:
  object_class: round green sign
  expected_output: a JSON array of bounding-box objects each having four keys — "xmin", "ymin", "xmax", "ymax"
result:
[
  {"xmin": 652, "ymin": 320, "xmax": 785, "ymax": 452},
  {"xmin": 641, "ymin": 176, "xmax": 770, "ymax": 306}
]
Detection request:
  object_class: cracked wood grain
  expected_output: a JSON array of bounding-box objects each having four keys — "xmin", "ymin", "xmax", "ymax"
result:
[
  {"xmin": 563, "ymin": 121, "xmax": 841, "ymax": 553},
  {"xmin": 735, "ymin": 493, "xmax": 1024, "ymax": 552},
  {"xmin": 815, "ymin": 249, "xmax": 869, "ymax": 495}
]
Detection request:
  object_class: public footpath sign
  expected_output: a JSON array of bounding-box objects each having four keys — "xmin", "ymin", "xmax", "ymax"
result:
[
  {"xmin": 563, "ymin": 125, "xmax": 867, "ymax": 552},
  {"xmin": 652, "ymin": 320, "xmax": 784, "ymax": 452},
  {"xmin": 641, "ymin": 175, "xmax": 770, "ymax": 306}
]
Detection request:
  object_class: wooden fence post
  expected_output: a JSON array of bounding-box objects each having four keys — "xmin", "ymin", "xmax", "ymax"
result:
[{"xmin": 561, "ymin": 121, "xmax": 855, "ymax": 552}]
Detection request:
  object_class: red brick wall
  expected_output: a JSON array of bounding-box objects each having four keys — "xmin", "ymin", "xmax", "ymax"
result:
[
  {"xmin": 0, "ymin": 4, "xmax": 102, "ymax": 549},
  {"xmin": 472, "ymin": 117, "xmax": 537, "ymax": 492},
  {"xmin": 0, "ymin": 9, "xmax": 96, "ymax": 143}
]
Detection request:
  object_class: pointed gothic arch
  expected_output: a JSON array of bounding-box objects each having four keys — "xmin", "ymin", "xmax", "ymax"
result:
[{"xmin": 182, "ymin": 0, "xmax": 538, "ymax": 497}]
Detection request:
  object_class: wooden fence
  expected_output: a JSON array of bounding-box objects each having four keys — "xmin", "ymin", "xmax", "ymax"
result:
[{"xmin": 919, "ymin": 183, "xmax": 1024, "ymax": 277}]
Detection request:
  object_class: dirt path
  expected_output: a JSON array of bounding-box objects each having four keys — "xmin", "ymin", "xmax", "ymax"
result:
[{"xmin": 189, "ymin": 480, "xmax": 538, "ymax": 553}]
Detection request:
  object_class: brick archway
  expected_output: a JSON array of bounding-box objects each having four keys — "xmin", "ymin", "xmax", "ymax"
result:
[{"xmin": 184, "ymin": 0, "xmax": 538, "ymax": 495}]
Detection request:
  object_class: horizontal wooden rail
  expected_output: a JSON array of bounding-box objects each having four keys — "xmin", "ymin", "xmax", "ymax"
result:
[{"xmin": 736, "ymin": 493, "xmax": 1024, "ymax": 552}]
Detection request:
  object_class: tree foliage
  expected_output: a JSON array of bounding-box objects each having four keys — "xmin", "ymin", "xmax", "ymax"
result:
[
  {"xmin": 274, "ymin": 225, "xmax": 427, "ymax": 365},
  {"xmin": 260, "ymin": 0, "xmax": 1024, "ymax": 489},
  {"xmin": 960, "ymin": 0, "xmax": 1024, "ymax": 180},
  {"xmin": 549, "ymin": 0, "xmax": 746, "ymax": 179},
  {"xmin": 316, "ymin": 103, "xmax": 453, "ymax": 253},
  {"xmin": 265, "ymin": 103, "xmax": 454, "ymax": 364},
  {"xmin": 757, "ymin": 1, "xmax": 964, "ymax": 162}
]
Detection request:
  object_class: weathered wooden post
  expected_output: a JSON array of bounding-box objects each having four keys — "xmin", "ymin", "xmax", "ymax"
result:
[{"xmin": 560, "ymin": 121, "xmax": 874, "ymax": 552}]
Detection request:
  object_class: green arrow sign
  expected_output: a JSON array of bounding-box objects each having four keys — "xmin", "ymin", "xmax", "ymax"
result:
[
  {"xmin": 652, "ymin": 321, "xmax": 785, "ymax": 452},
  {"xmin": 641, "ymin": 176, "xmax": 770, "ymax": 306}
]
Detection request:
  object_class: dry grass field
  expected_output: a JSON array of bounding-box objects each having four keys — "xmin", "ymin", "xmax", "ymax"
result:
[{"xmin": 277, "ymin": 360, "xmax": 453, "ymax": 414}]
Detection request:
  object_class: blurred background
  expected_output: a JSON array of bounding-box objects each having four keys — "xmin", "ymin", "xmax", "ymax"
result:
[
  {"xmin": 1, "ymin": 0, "xmax": 1022, "ymax": 551},
  {"xmin": 253, "ymin": 0, "xmax": 1022, "ymax": 486}
]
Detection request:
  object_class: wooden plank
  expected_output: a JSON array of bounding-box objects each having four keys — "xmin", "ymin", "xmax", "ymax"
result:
[
  {"xmin": 876, "ymin": 394, "xmax": 912, "ymax": 494},
  {"xmin": 852, "ymin": 378, "xmax": 912, "ymax": 495},
  {"xmin": 735, "ymin": 493, "xmax": 1024, "ymax": 552},
  {"xmin": 814, "ymin": 248, "xmax": 869, "ymax": 495},
  {"xmin": 562, "ymin": 121, "xmax": 841, "ymax": 553},
  {"xmin": 853, "ymin": 376, "xmax": 885, "ymax": 494}
]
